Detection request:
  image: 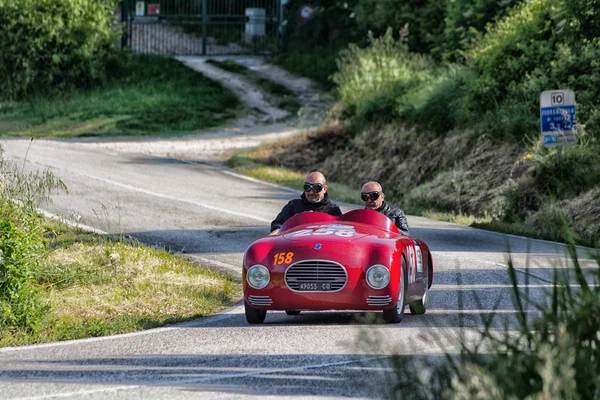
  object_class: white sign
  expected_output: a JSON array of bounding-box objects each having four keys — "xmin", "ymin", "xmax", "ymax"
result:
[
  {"xmin": 135, "ymin": 1, "xmax": 145, "ymax": 16},
  {"xmin": 300, "ymin": 4, "xmax": 314, "ymax": 20},
  {"xmin": 540, "ymin": 90, "xmax": 576, "ymax": 147}
]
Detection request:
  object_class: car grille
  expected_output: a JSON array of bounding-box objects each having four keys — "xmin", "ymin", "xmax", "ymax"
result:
[
  {"xmin": 248, "ymin": 295, "xmax": 272, "ymax": 306},
  {"xmin": 367, "ymin": 295, "xmax": 393, "ymax": 306},
  {"xmin": 285, "ymin": 260, "xmax": 347, "ymax": 292}
]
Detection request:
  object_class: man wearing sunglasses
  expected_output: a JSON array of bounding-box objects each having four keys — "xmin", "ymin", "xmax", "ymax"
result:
[
  {"xmin": 361, "ymin": 181, "xmax": 410, "ymax": 236},
  {"xmin": 269, "ymin": 171, "xmax": 342, "ymax": 235}
]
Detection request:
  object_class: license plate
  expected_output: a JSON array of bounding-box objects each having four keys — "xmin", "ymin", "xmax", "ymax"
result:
[{"xmin": 297, "ymin": 282, "xmax": 333, "ymax": 291}]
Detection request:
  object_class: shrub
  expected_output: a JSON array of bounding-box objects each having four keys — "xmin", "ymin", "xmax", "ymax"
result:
[
  {"xmin": 333, "ymin": 28, "xmax": 432, "ymax": 123},
  {"xmin": 0, "ymin": 145, "xmax": 64, "ymax": 332},
  {"xmin": 353, "ymin": 0, "xmax": 446, "ymax": 54},
  {"xmin": 466, "ymin": 0, "xmax": 600, "ymax": 140},
  {"xmin": 0, "ymin": 0, "xmax": 121, "ymax": 99}
]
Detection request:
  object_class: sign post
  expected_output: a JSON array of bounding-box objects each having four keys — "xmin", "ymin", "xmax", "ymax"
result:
[{"xmin": 540, "ymin": 90, "xmax": 576, "ymax": 147}]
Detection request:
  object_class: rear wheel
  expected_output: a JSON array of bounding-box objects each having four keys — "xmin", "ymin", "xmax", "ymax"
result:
[
  {"xmin": 285, "ymin": 310, "xmax": 301, "ymax": 316},
  {"xmin": 383, "ymin": 257, "xmax": 407, "ymax": 323},
  {"xmin": 245, "ymin": 300, "xmax": 266, "ymax": 324}
]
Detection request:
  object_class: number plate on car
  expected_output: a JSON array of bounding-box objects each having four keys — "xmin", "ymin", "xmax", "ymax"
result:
[{"xmin": 297, "ymin": 282, "xmax": 333, "ymax": 291}]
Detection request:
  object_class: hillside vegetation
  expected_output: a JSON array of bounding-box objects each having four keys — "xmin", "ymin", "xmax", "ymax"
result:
[{"xmin": 273, "ymin": 0, "xmax": 600, "ymax": 248}]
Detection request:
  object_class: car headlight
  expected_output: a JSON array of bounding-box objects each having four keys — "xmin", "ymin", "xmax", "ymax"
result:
[
  {"xmin": 247, "ymin": 265, "xmax": 270, "ymax": 289},
  {"xmin": 366, "ymin": 264, "xmax": 390, "ymax": 289}
]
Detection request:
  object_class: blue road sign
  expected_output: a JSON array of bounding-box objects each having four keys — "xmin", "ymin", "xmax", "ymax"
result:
[{"xmin": 540, "ymin": 90, "xmax": 576, "ymax": 147}]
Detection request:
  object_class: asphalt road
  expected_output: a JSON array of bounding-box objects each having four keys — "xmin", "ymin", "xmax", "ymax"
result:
[{"xmin": 0, "ymin": 137, "xmax": 597, "ymax": 399}]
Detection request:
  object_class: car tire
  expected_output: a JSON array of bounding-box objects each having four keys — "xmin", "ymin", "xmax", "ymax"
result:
[
  {"xmin": 285, "ymin": 310, "xmax": 301, "ymax": 316},
  {"xmin": 245, "ymin": 300, "xmax": 267, "ymax": 324},
  {"xmin": 383, "ymin": 256, "xmax": 407, "ymax": 323},
  {"xmin": 409, "ymin": 258, "xmax": 432, "ymax": 315}
]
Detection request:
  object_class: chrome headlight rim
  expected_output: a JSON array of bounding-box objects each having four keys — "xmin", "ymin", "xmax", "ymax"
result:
[
  {"xmin": 366, "ymin": 264, "xmax": 391, "ymax": 289},
  {"xmin": 246, "ymin": 264, "xmax": 270, "ymax": 289}
]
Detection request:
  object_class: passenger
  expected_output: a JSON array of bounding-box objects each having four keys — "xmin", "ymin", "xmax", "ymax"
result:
[
  {"xmin": 361, "ymin": 181, "xmax": 410, "ymax": 236},
  {"xmin": 269, "ymin": 171, "xmax": 342, "ymax": 235}
]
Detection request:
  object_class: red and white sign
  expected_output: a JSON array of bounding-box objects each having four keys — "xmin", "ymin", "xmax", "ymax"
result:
[
  {"xmin": 147, "ymin": 3, "xmax": 160, "ymax": 15},
  {"xmin": 299, "ymin": 4, "xmax": 314, "ymax": 20}
]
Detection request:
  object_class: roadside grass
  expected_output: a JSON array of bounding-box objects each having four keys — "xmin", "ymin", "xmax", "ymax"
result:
[
  {"xmin": 0, "ymin": 220, "xmax": 241, "ymax": 347},
  {"xmin": 225, "ymin": 146, "xmax": 599, "ymax": 243},
  {"xmin": 226, "ymin": 147, "xmax": 360, "ymax": 205},
  {"xmin": 206, "ymin": 59, "xmax": 302, "ymax": 115},
  {"xmin": 0, "ymin": 54, "xmax": 241, "ymax": 139}
]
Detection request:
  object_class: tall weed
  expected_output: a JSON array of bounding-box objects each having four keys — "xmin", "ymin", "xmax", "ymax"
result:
[
  {"xmin": 368, "ymin": 241, "xmax": 599, "ymax": 399},
  {"xmin": 0, "ymin": 145, "xmax": 64, "ymax": 332}
]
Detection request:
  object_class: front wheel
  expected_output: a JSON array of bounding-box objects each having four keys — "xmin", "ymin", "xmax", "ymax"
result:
[
  {"xmin": 245, "ymin": 300, "xmax": 267, "ymax": 324},
  {"xmin": 383, "ymin": 256, "xmax": 407, "ymax": 323}
]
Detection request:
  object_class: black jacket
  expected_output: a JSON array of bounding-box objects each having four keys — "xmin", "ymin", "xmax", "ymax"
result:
[
  {"xmin": 374, "ymin": 201, "xmax": 410, "ymax": 236},
  {"xmin": 271, "ymin": 192, "xmax": 342, "ymax": 232}
]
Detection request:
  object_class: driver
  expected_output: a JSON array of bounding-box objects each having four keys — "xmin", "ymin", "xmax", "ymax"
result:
[
  {"xmin": 269, "ymin": 171, "xmax": 342, "ymax": 235},
  {"xmin": 361, "ymin": 181, "xmax": 410, "ymax": 236}
]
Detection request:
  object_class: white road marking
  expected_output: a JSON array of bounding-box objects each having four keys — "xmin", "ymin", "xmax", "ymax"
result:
[{"xmin": 78, "ymin": 173, "xmax": 271, "ymax": 224}]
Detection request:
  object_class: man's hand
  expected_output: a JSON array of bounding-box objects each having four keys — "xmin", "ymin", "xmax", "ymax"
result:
[{"xmin": 269, "ymin": 228, "xmax": 280, "ymax": 236}]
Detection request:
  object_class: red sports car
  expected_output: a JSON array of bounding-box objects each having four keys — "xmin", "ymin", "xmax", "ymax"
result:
[{"xmin": 243, "ymin": 209, "xmax": 433, "ymax": 324}]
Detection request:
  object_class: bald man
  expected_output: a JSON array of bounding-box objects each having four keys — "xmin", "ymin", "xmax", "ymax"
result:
[
  {"xmin": 361, "ymin": 181, "xmax": 410, "ymax": 236},
  {"xmin": 270, "ymin": 171, "xmax": 342, "ymax": 235}
]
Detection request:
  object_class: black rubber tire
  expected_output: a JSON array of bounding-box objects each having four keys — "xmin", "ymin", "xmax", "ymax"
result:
[
  {"xmin": 410, "ymin": 257, "xmax": 432, "ymax": 315},
  {"xmin": 285, "ymin": 310, "xmax": 301, "ymax": 316},
  {"xmin": 244, "ymin": 300, "xmax": 267, "ymax": 324},
  {"xmin": 383, "ymin": 256, "xmax": 408, "ymax": 323}
]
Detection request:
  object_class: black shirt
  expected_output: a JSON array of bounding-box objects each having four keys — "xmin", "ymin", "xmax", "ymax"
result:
[
  {"xmin": 271, "ymin": 192, "xmax": 342, "ymax": 232},
  {"xmin": 374, "ymin": 201, "xmax": 410, "ymax": 236}
]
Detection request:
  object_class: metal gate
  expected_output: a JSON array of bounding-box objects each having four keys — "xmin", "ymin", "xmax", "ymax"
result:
[{"xmin": 122, "ymin": 0, "xmax": 281, "ymax": 56}]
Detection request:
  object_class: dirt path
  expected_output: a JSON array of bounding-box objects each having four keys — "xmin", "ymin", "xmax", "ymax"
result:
[{"xmin": 88, "ymin": 56, "xmax": 333, "ymax": 162}]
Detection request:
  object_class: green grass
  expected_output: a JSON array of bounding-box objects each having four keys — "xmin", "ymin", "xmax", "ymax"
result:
[
  {"xmin": 0, "ymin": 220, "xmax": 241, "ymax": 347},
  {"xmin": 272, "ymin": 51, "xmax": 338, "ymax": 90},
  {"xmin": 0, "ymin": 54, "xmax": 241, "ymax": 139}
]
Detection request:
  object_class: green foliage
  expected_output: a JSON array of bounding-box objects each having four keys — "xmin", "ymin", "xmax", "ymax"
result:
[
  {"xmin": 465, "ymin": 0, "xmax": 600, "ymax": 140},
  {"xmin": 0, "ymin": 0, "xmax": 121, "ymax": 100},
  {"xmin": 353, "ymin": 0, "xmax": 446, "ymax": 54},
  {"xmin": 377, "ymin": 242, "xmax": 600, "ymax": 399},
  {"xmin": 273, "ymin": 51, "xmax": 338, "ymax": 89},
  {"xmin": 0, "ymin": 146, "xmax": 65, "ymax": 332},
  {"xmin": 0, "ymin": 54, "xmax": 240, "ymax": 138},
  {"xmin": 333, "ymin": 28, "xmax": 432, "ymax": 124},
  {"xmin": 435, "ymin": 0, "xmax": 523, "ymax": 59}
]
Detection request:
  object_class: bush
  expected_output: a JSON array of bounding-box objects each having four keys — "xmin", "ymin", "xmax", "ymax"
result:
[
  {"xmin": 333, "ymin": 28, "xmax": 432, "ymax": 123},
  {"xmin": 0, "ymin": 146, "xmax": 64, "ymax": 332},
  {"xmin": 0, "ymin": 0, "xmax": 121, "ymax": 99},
  {"xmin": 353, "ymin": 0, "xmax": 445, "ymax": 54},
  {"xmin": 466, "ymin": 0, "xmax": 600, "ymax": 140}
]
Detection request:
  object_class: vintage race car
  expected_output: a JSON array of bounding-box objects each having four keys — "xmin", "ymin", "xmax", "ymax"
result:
[{"xmin": 242, "ymin": 209, "xmax": 433, "ymax": 324}]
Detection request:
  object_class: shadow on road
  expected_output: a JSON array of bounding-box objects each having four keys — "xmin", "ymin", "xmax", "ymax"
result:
[{"xmin": 0, "ymin": 354, "xmax": 391, "ymax": 398}]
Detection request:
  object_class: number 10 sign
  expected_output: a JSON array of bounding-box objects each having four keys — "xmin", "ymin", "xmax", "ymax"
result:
[{"xmin": 540, "ymin": 90, "xmax": 576, "ymax": 147}]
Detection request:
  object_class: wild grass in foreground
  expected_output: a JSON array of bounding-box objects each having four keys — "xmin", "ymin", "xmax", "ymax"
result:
[
  {"xmin": 365, "ymin": 239, "xmax": 600, "ymax": 399},
  {"xmin": 0, "ymin": 54, "xmax": 240, "ymax": 138}
]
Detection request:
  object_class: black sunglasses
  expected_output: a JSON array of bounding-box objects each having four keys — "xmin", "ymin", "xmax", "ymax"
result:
[
  {"xmin": 361, "ymin": 191, "xmax": 381, "ymax": 201},
  {"xmin": 304, "ymin": 182, "xmax": 324, "ymax": 193}
]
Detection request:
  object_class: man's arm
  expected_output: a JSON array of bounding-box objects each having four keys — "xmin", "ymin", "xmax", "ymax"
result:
[
  {"xmin": 393, "ymin": 209, "xmax": 410, "ymax": 236},
  {"xmin": 330, "ymin": 204, "xmax": 343, "ymax": 216},
  {"xmin": 270, "ymin": 201, "xmax": 293, "ymax": 233}
]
